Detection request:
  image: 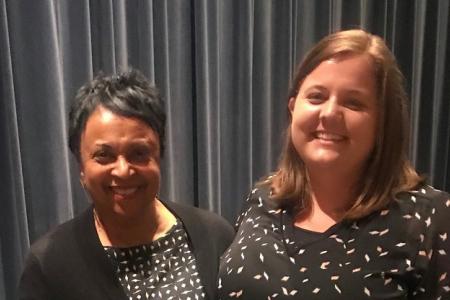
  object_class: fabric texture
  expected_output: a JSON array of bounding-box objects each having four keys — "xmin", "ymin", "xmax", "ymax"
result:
[
  {"xmin": 19, "ymin": 200, "xmax": 234, "ymax": 300},
  {"xmin": 104, "ymin": 220, "xmax": 206, "ymax": 300},
  {"xmin": 218, "ymin": 185, "xmax": 450, "ymax": 299}
]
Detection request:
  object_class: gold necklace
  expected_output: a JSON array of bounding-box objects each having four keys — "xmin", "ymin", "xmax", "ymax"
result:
[{"xmin": 93, "ymin": 208, "xmax": 109, "ymax": 244}]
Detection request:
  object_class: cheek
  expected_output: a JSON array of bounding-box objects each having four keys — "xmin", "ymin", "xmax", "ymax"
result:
[
  {"xmin": 80, "ymin": 164, "xmax": 107, "ymax": 185},
  {"xmin": 354, "ymin": 112, "xmax": 377, "ymax": 136},
  {"xmin": 142, "ymin": 163, "xmax": 161, "ymax": 182},
  {"xmin": 289, "ymin": 123, "xmax": 311, "ymax": 159},
  {"xmin": 290, "ymin": 106, "xmax": 318, "ymax": 138},
  {"xmin": 149, "ymin": 168, "xmax": 161, "ymax": 183},
  {"xmin": 351, "ymin": 115, "xmax": 378, "ymax": 152}
]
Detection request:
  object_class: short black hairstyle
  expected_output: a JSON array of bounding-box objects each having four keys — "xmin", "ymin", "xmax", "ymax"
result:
[{"xmin": 68, "ymin": 70, "xmax": 166, "ymax": 161}]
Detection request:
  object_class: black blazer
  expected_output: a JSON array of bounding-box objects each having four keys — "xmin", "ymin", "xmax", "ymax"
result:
[{"xmin": 19, "ymin": 201, "xmax": 234, "ymax": 300}]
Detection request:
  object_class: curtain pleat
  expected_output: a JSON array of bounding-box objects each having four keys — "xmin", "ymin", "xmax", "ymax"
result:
[
  {"xmin": 430, "ymin": 0, "xmax": 450, "ymax": 187},
  {"xmin": 194, "ymin": 0, "xmax": 221, "ymax": 212},
  {"xmin": 1, "ymin": 1, "xmax": 449, "ymax": 298},
  {"xmin": 0, "ymin": 1, "xmax": 29, "ymax": 298}
]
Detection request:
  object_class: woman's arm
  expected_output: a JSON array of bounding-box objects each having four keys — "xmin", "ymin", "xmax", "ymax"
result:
[
  {"xmin": 18, "ymin": 252, "xmax": 51, "ymax": 300},
  {"xmin": 412, "ymin": 190, "xmax": 450, "ymax": 299}
]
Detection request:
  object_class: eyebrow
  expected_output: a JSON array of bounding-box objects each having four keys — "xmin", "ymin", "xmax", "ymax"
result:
[
  {"xmin": 303, "ymin": 84, "xmax": 326, "ymax": 91},
  {"xmin": 92, "ymin": 143, "xmax": 113, "ymax": 149},
  {"xmin": 303, "ymin": 84, "xmax": 371, "ymax": 96},
  {"xmin": 130, "ymin": 139, "xmax": 158, "ymax": 148},
  {"xmin": 345, "ymin": 88, "xmax": 372, "ymax": 95},
  {"xmin": 92, "ymin": 139, "xmax": 158, "ymax": 150}
]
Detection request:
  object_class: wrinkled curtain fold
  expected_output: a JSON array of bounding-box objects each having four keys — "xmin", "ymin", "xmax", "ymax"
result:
[{"xmin": 1, "ymin": 1, "xmax": 449, "ymax": 299}]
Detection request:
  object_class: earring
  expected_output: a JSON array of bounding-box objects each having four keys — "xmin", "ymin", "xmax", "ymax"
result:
[{"xmin": 79, "ymin": 177, "xmax": 86, "ymax": 189}]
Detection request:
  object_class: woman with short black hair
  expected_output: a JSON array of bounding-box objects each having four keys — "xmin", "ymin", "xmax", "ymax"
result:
[{"xmin": 19, "ymin": 70, "xmax": 234, "ymax": 300}]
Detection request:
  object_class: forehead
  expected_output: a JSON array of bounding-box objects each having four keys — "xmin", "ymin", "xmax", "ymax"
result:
[
  {"xmin": 301, "ymin": 54, "xmax": 376, "ymax": 90},
  {"xmin": 81, "ymin": 106, "xmax": 159, "ymax": 145}
]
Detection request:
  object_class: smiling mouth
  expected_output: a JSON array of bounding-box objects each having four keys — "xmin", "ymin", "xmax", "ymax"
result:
[
  {"xmin": 313, "ymin": 131, "xmax": 346, "ymax": 141},
  {"xmin": 110, "ymin": 186, "xmax": 138, "ymax": 196}
]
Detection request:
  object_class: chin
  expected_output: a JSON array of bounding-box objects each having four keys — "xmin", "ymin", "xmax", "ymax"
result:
[
  {"xmin": 111, "ymin": 202, "xmax": 148, "ymax": 218},
  {"xmin": 304, "ymin": 155, "xmax": 345, "ymax": 170},
  {"xmin": 303, "ymin": 150, "xmax": 342, "ymax": 162}
]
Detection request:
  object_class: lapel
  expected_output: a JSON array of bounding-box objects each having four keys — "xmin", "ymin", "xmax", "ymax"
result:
[
  {"xmin": 74, "ymin": 207, "xmax": 128, "ymax": 300},
  {"xmin": 163, "ymin": 201, "xmax": 215, "ymax": 300}
]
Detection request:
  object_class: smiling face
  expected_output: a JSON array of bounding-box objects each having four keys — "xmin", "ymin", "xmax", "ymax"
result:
[
  {"xmin": 79, "ymin": 106, "xmax": 161, "ymax": 218},
  {"xmin": 289, "ymin": 54, "xmax": 378, "ymax": 176}
]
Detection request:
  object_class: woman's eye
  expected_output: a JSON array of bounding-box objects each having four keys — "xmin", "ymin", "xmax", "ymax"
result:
[
  {"xmin": 345, "ymin": 99, "xmax": 365, "ymax": 111},
  {"xmin": 305, "ymin": 93, "xmax": 325, "ymax": 104},
  {"xmin": 93, "ymin": 151, "xmax": 114, "ymax": 164},
  {"xmin": 128, "ymin": 148, "xmax": 151, "ymax": 164}
]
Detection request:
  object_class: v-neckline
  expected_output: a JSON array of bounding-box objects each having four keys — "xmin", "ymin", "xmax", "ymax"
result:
[{"xmin": 281, "ymin": 208, "xmax": 347, "ymax": 256}]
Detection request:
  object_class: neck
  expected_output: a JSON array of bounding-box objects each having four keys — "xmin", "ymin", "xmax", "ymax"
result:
[
  {"xmin": 308, "ymin": 168, "xmax": 358, "ymax": 214},
  {"xmin": 94, "ymin": 199, "xmax": 176, "ymax": 247},
  {"xmin": 294, "ymin": 166, "xmax": 360, "ymax": 232}
]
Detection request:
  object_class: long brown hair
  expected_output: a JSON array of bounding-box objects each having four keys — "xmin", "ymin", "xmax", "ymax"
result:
[{"xmin": 264, "ymin": 29, "xmax": 423, "ymax": 220}]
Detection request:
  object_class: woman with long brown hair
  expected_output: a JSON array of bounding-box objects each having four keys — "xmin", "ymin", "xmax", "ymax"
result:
[{"xmin": 218, "ymin": 29, "xmax": 450, "ymax": 299}]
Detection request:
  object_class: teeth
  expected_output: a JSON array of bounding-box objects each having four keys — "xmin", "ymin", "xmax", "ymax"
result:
[
  {"xmin": 315, "ymin": 132, "xmax": 344, "ymax": 141},
  {"xmin": 111, "ymin": 187, "xmax": 137, "ymax": 195}
]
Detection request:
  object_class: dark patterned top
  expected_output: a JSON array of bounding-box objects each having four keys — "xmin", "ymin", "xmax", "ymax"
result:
[
  {"xmin": 218, "ymin": 185, "xmax": 450, "ymax": 299},
  {"xmin": 104, "ymin": 220, "xmax": 205, "ymax": 300}
]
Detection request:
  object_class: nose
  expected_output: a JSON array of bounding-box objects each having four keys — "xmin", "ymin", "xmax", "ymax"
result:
[
  {"xmin": 320, "ymin": 98, "xmax": 342, "ymax": 120},
  {"xmin": 111, "ymin": 156, "xmax": 135, "ymax": 178}
]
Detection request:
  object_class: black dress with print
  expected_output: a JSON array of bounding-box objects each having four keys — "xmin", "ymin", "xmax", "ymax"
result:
[
  {"xmin": 218, "ymin": 185, "xmax": 450, "ymax": 299},
  {"xmin": 104, "ymin": 220, "xmax": 205, "ymax": 300}
]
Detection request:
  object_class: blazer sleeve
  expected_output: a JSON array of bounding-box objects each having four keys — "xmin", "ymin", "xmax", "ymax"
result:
[{"xmin": 18, "ymin": 252, "xmax": 51, "ymax": 300}]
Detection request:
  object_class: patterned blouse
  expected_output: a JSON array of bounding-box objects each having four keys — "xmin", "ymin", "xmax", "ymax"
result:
[
  {"xmin": 218, "ymin": 185, "xmax": 450, "ymax": 299},
  {"xmin": 104, "ymin": 220, "xmax": 205, "ymax": 300}
]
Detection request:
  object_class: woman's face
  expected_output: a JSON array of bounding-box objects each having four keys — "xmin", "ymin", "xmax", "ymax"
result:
[
  {"xmin": 79, "ymin": 106, "xmax": 161, "ymax": 218},
  {"xmin": 289, "ymin": 54, "xmax": 378, "ymax": 176}
]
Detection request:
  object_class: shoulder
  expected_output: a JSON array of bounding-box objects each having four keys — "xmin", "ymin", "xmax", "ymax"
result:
[
  {"xmin": 241, "ymin": 184, "xmax": 276, "ymax": 210},
  {"xmin": 395, "ymin": 185, "xmax": 449, "ymax": 215},
  {"xmin": 243, "ymin": 184, "xmax": 280, "ymax": 211},
  {"xmin": 28, "ymin": 209, "xmax": 90, "ymax": 259},
  {"xmin": 24, "ymin": 208, "xmax": 95, "ymax": 280},
  {"xmin": 163, "ymin": 200, "xmax": 234, "ymax": 240},
  {"xmin": 394, "ymin": 186, "xmax": 450, "ymax": 296},
  {"xmin": 392, "ymin": 185, "xmax": 450, "ymax": 236},
  {"xmin": 233, "ymin": 184, "xmax": 283, "ymax": 230},
  {"xmin": 19, "ymin": 209, "xmax": 93, "ymax": 298}
]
